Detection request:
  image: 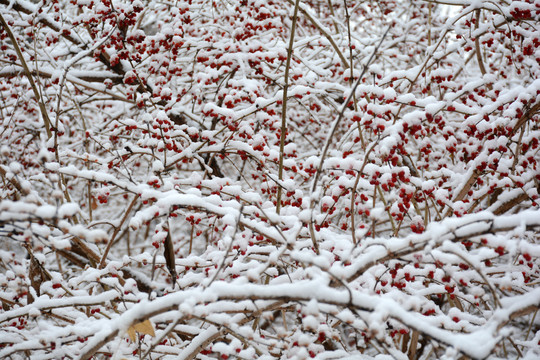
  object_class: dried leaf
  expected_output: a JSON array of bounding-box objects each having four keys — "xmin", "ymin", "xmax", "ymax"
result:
[
  {"xmin": 28, "ymin": 252, "xmax": 51, "ymax": 303},
  {"xmin": 164, "ymin": 231, "xmax": 177, "ymax": 287},
  {"xmin": 127, "ymin": 327, "xmax": 136, "ymax": 342},
  {"xmin": 127, "ymin": 320, "xmax": 155, "ymax": 342},
  {"xmin": 28, "ymin": 256, "xmax": 42, "ymax": 298},
  {"xmin": 91, "ymin": 196, "xmax": 98, "ymax": 210}
]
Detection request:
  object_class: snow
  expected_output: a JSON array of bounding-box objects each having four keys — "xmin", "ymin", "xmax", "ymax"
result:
[{"xmin": 1, "ymin": 0, "xmax": 538, "ymax": 358}]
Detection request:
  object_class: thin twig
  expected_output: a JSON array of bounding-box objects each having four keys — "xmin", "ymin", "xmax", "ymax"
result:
[
  {"xmin": 277, "ymin": 0, "xmax": 302, "ymax": 214},
  {"xmin": 0, "ymin": 13, "xmax": 52, "ymax": 138},
  {"xmin": 98, "ymin": 195, "xmax": 138, "ymax": 269}
]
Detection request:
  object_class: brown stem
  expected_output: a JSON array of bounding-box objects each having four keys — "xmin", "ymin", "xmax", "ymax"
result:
[
  {"xmin": 98, "ymin": 195, "xmax": 138, "ymax": 269},
  {"xmin": 277, "ymin": 0, "xmax": 302, "ymax": 214},
  {"xmin": 474, "ymin": 10, "xmax": 488, "ymax": 77},
  {"xmin": 285, "ymin": 0, "xmax": 349, "ymax": 68},
  {"xmin": 0, "ymin": 13, "xmax": 52, "ymax": 138}
]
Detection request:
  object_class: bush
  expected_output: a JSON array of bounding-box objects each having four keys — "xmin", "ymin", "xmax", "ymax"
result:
[{"xmin": 0, "ymin": 0, "xmax": 539, "ymax": 358}]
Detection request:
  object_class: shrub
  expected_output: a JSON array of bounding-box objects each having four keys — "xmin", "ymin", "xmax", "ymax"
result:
[{"xmin": 0, "ymin": 0, "xmax": 539, "ymax": 358}]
